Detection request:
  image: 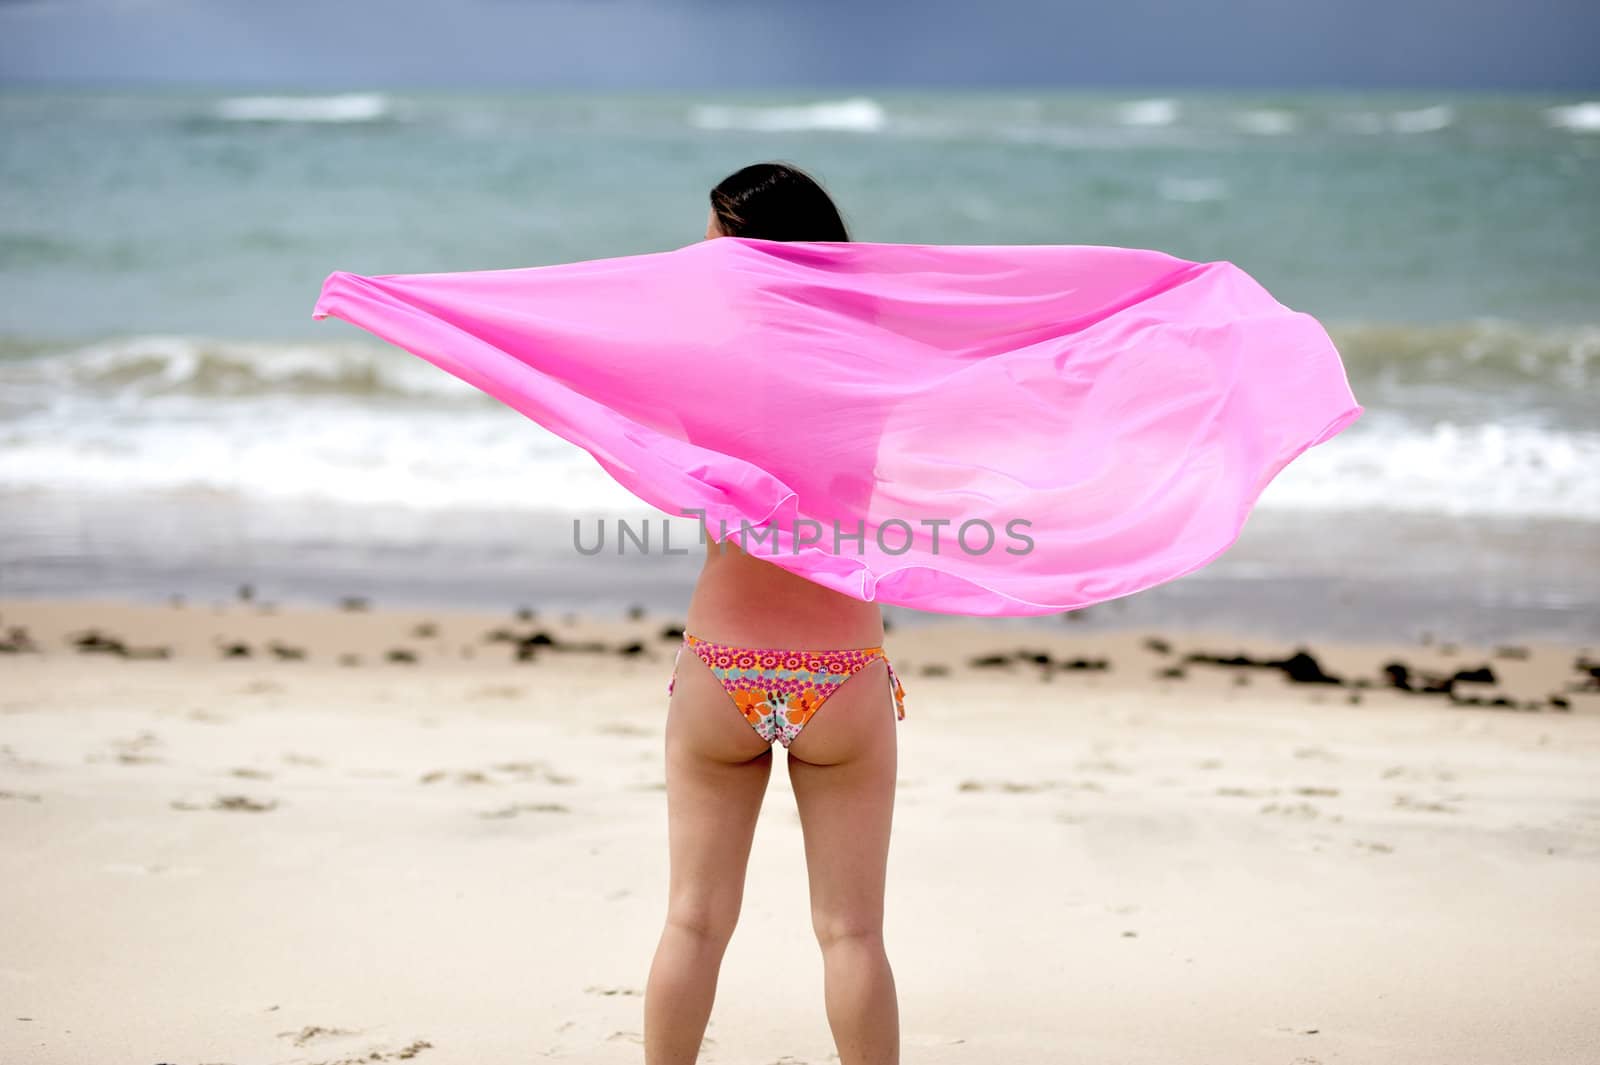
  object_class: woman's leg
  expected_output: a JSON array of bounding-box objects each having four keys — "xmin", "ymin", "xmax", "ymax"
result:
[
  {"xmin": 786, "ymin": 658, "xmax": 900, "ymax": 1065},
  {"xmin": 644, "ymin": 650, "xmax": 774, "ymax": 1065}
]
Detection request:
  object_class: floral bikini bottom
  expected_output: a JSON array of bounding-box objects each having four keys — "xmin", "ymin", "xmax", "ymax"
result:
[{"xmin": 667, "ymin": 632, "xmax": 907, "ymax": 749}]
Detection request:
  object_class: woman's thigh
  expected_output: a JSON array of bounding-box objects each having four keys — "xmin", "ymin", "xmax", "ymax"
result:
[
  {"xmin": 784, "ymin": 659, "xmax": 898, "ymax": 941},
  {"xmin": 660, "ymin": 649, "xmax": 775, "ymax": 933}
]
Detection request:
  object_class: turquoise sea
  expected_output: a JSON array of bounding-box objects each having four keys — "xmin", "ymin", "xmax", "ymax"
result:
[{"xmin": 1, "ymin": 88, "xmax": 1596, "ymax": 641}]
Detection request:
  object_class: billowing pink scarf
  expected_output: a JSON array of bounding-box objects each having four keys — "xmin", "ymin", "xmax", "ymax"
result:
[{"xmin": 312, "ymin": 237, "xmax": 1362, "ymax": 617}]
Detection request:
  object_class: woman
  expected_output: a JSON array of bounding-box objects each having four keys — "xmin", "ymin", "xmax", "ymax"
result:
[{"xmin": 643, "ymin": 162, "xmax": 906, "ymax": 1065}]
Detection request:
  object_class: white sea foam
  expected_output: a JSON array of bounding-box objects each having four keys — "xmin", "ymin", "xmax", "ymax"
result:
[
  {"xmin": 1544, "ymin": 101, "xmax": 1600, "ymax": 133},
  {"xmin": 1253, "ymin": 415, "xmax": 1600, "ymax": 519},
  {"xmin": 0, "ymin": 397, "xmax": 643, "ymax": 512},
  {"xmin": 213, "ymin": 93, "xmax": 392, "ymax": 124},
  {"xmin": 0, "ymin": 335, "xmax": 474, "ymax": 407},
  {"xmin": 1115, "ymin": 98, "xmax": 1179, "ymax": 127},
  {"xmin": 1388, "ymin": 105, "xmax": 1454, "ymax": 133},
  {"xmin": 1234, "ymin": 109, "xmax": 1298, "ymax": 136},
  {"xmin": 4, "ymin": 329, "xmax": 1595, "ymax": 520},
  {"xmin": 688, "ymin": 97, "xmax": 887, "ymax": 133},
  {"xmin": 1, "ymin": 394, "xmax": 1594, "ymax": 522}
]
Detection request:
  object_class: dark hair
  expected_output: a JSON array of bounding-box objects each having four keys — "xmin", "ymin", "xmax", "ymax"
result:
[{"xmin": 709, "ymin": 161, "xmax": 850, "ymax": 242}]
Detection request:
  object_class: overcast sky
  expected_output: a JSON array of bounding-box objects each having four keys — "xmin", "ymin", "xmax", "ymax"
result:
[{"xmin": 1, "ymin": 0, "xmax": 1596, "ymax": 90}]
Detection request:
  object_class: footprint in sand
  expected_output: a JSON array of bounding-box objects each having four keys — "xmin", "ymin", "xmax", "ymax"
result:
[
  {"xmin": 1393, "ymin": 794, "xmax": 1460, "ymax": 814},
  {"xmin": 467, "ymin": 684, "xmax": 525, "ymax": 700},
  {"xmin": 277, "ymin": 1024, "xmax": 433, "ymax": 1061},
  {"xmin": 958, "ymin": 779, "xmax": 1054, "ymax": 793},
  {"xmin": 170, "ymin": 794, "xmax": 279, "ymax": 812},
  {"xmin": 280, "ymin": 1023, "xmax": 360, "ymax": 1047},
  {"xmin": 1259, "ymin": 801, "xmax": 1320, "ymax": 819},
  {"xmin": 1381, "ymin": 765, "xmax": 1456, "ymax": 782},
  {"xmin": 585, "ymin": 985, "xmax": 642, "ymax": 997},
  {"xmin": 419, "ymin": 769, "xmax": 494, "ymax": 785},
  {"xmin": 479, "ymin": 802, "xmax": 570, "ymax": 819},
  {"xmin": 488, "ymin": 761, "xmax": 576, "ymax": 785}
]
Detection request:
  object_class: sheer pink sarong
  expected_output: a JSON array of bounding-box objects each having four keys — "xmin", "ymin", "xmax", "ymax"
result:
[{"xmin": 312, "ymin": 236, "xmax": 1362, "ymax": 617}]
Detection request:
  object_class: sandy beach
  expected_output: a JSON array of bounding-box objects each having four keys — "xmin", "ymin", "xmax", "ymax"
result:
[{"xmin": 1, "ymin": 595, "xmax": 1598, "ymax": 1064}]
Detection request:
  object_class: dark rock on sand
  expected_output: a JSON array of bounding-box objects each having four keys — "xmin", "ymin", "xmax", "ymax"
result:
[
  {"xmin": 338, "ymin": 596, "xmax": 370, "ymax": 612},
  {"xmin": 1273, "ymin": 650, "xmax": 1342, "ymax": 686},
  {"xmin": 1384, "ymin": 661, "xmax": 1455, "ymax": 696},
  {"xmin": 617, "ymin": 641, "xmax": 646, "ymax": 657},
  {"xmin": 1179, "ymin": 646, "xmax": 1340, "ymax": 686},
  {"xmin": 72, "ymin": 629, "xmax": 129, "ymax": 656},
  {"xmin": 268, "ymin": 641, "xmax": 306, "ymax": 661},
  {"xmin": 626, "ymin": 604, "xmax": 646, "ymax": 621},
  {"xmin": 1383, "ymin": 662, "xmax": 1413, "ymax": 690},
  {"xmin": 1414, "ymin": 673, "xmax": 1456, "ymax": 695},
  {"xmin": 386, "ymin": 648, "xmax": 418, "ymax": 664},
  {"xmin": 1143, "ymin": 636, "xmax": 1173, "ymax": 655},
  {"xmin": 1451, "ymin": 665, "xmax": 1497, "ymax": 685},
  {"xmin": 1183, "ymin": 651, "xmax": 1263, "ymax": 668},
  {"xmin": 970, "ymin": 653, "xmax": 1012, "ymax": 669},
  {"xmin": 659, "ymin": 624, "xmax": 686, "ymax": 641}
]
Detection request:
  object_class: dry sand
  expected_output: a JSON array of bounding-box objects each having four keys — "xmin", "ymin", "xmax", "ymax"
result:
[{"xmin": 2, "ymin": 596, "xmax": 1598, "ymax": 1064}]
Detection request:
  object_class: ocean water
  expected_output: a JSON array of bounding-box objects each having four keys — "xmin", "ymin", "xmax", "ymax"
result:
[{"xmin": 1, "ymin": 87, "xmax": 1596, "ymax": 642}]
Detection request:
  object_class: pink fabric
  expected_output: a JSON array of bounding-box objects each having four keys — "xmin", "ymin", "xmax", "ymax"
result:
[{"xmin": 311, "ymin": 236, "xmax": 1362, "ymax": 617}]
